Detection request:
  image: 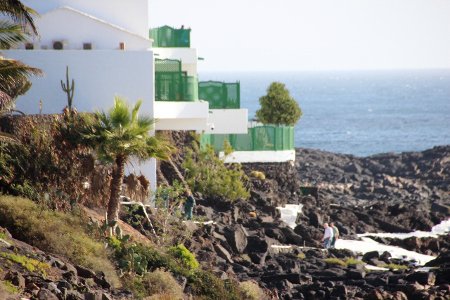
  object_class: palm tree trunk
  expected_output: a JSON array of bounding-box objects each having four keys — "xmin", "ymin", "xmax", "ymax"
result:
[{"xmin": 107, "ymin": 155, "xmax": 125, "ymax": 224}]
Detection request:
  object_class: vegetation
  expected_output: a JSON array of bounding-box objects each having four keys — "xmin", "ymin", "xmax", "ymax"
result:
[
  {"xmin": 168, "ymin": 244, "xmax": 199, "ymax": 271},
  {"xmin": 0, "ymin": 280, "xmax": 20, "ymax": 296},
  {"xmin": 240, "ymin": 280, "xmax": 267, "ymax": 300},
  {"xmin": 142, "ymin": 269, "xmax": 184, "ymax": 299},
  {"xmin": 250, "ymin": 170, "xmax": 266, "ymax": 180},
  {"xmin": 0, "ymin": 252, "xmax": 49, "ymax": 275},
  {"xmin": 255, "ymin": 82, "xmax": 302, "ymax": 126},
  {"xmin": 183, "ymin": 142, "xmax": 250, "ymax": 201},
  {"xmin": 0, "ymin": 195, "xmax": 120, "ymax": 287},
  {"xmin": 0, "ymin": 114, "xmax": 110, "ymax": 209},
  {"xmin": 82, "ymin": 97, "xmax": 173, "ymax": 224},
  {"xmin": 324, "ymin": 257, "xmax": 364, "ymax": 267},
  {"xmin": 380, "ymin": 263, "xmax": 409, "ymax": 270}
]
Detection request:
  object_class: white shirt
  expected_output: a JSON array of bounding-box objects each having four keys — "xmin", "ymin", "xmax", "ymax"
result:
[{"xmin": 323, "ymin": 227, "xmax": 334, "ymax": 239}]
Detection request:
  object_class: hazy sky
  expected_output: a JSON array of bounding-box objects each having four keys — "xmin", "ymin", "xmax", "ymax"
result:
[{"xmin": 149, "ymin": 0, "xmax": 450, "ymax": 72}]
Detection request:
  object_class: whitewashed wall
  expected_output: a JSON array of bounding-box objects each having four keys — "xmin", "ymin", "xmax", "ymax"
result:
[
  {"xmin": 23, "ymin": 8, "xmax": 151, "ymax": 51},
  {"xmin": 202, "ymin": 109, "xmax": 248, "ymax": 134},
  {"xmin": 154, "ymin": 101, "xmax": 209, "ymax": 131},
  {"xmin": 220, "ymin": 150, "xmax": 296, "ymax": 163},
  {"xmin": 22, "ymin": 0, "xmax": 149, "ymax": 38},
  {"xmin": 5, "ymin": 50, "xmax": 154, "ymax": 115}
]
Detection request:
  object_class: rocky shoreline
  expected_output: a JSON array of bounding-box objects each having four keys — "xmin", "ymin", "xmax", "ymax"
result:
[
  {"xmin": 1, "ymin": 145, "xmax": 449, "ymax": 299},
  {"xmin": 184, "ymin": 145, "xmax": 450, "ymax": 299}
]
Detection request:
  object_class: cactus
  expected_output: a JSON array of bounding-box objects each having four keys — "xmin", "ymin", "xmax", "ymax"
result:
[{"xmin": 61, "ymin": 66, "xmax": 75, "ymax": 111}]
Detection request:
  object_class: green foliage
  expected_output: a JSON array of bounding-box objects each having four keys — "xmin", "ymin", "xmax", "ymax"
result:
[
  {"xmin": 142, "ymin": 269, "xmax": 183, "ymax": 299},
  {"xmin": 380, "ymin": 263, "xmax": 409, "ymax": 270},
  {"xmin": 0, "ymin": 252, "xmax": 49, "ymax": 275},
  {"xmin": 324, "ymin": 257, "xmax": 347, "ymax": 267},
  {"xmin": 0, "ymin": 195, "xmax": 120, "ymax": 287},
  {"xmin": 324, "ymin": 257, "xmax": 364, "ymax": 267},
  {"xmin": 0, "ymin": 280, "xmax": 20, "ymax": 295},
  {"xmin": 183, "ymin": 142, "xmax": 250, "ymax": 201},
  {"xmin": 255, "ymin": 82, "xmax": 302, "ymax": 126},
  {"xmin": 297, "ymin": 252, "xmax": 306, "ymax": 260},
  {"xmin": 250, "ymin": 170, "xmax": 266, "ymax": 180},
  {"xmin": 168, "ymin": 244, "xmax": 199, "ymax": 271},
  {"xmin": 188, "ymin": 271, "xmax": 245, "ymax": 300}
]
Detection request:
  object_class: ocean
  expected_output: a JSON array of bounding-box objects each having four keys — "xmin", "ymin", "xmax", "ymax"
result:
[{"xmin": 200, "ymin": 69, "xmax": 450, "ymax": 157}]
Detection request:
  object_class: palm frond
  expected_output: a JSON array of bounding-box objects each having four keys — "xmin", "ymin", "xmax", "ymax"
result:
[
  {"xmin": 0, "ymin": 0, "xmax": 37, "ymax": 34},
  {"xmin": 0, "ymin": 19, "xmax": 29, "ymax": 49},
  {"xmin": 0, "ymin": 57, "xmax": 42, "ymax": 98}
]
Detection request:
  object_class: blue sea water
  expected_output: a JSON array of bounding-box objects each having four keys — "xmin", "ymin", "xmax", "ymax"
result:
[{"xmin": 199, "ymin": 69, "xmax": 450, "ymax": 157}]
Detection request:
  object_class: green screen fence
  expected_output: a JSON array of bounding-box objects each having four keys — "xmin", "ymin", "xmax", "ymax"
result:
[
  {"xmin": 200, "ymin": 125, "xmax": 294, "ymax": 152},
  {"xmin": 198, "ymin": 81, "xmax": 240, "ymax": 109},
  {"xmin": 155, "ymin": 59, "xmax": 198, "ymax": 101},
  {"xmin": 150, "ymin": 26, "xmax": 190, "ymax": 48}
]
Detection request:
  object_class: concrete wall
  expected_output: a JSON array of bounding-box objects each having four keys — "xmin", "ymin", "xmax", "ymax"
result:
[
  {"xmin": 202, "ymin": 109, "xmax": 248, "ymax": 134},
  {"xmin": 24, "ymin": 8, "xmax": 151, "ymax": 50},
  {"xmin": 22, "ymin": 0, "xmax": 149, "ymax": 38},
  {"xmin": 5, "ymin": 50, "xmax": 154, "ymax": 115},
  {"xmin": 220, "ymin": 150, "xmax": 296, "ymax": 163},
  {"xmin": 154, "ymin": 101, "xmax": 209, "ymax": 131}
]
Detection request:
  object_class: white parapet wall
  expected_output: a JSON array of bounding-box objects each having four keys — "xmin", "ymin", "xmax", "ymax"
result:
[
  {"xmin": 154, "ymin": 101, "xmax": 209, "ymax": 131},
  {"xmin": 202, "ymin": 109, "xmax": 248, "ymax": 134},
  {"xmin": 219, "ymin": 150, "xmax": 296, "ymax": 163}
]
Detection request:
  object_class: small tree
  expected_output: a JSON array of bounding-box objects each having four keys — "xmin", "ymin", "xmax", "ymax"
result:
[
  {"xmin": 255, "ymin": 82, "xmax": 302, "ymax": 126},
  {"xmin": 85, "ymin": 97, "xmax": 173, "ymax": 224}
]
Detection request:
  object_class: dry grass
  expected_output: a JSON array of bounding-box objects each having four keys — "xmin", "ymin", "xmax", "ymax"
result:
[
  {"xmin": 0, "ymin": 196, "xmax": 120, "ymax": 287},
  {"xmin": 240, "ymin": 281, "xmax": 267, "ymax": 300},
  {"xmin": 142, "ymin": 269, "xmax": 184, "ymax": 299}
]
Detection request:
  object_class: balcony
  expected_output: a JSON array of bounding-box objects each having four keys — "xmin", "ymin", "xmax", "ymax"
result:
[
  {"xmin": 201, "ymin": 125, "xmax": 294, "ymax": 152},
  {"xmin": 155, "ymin": 59, "xmax": 198, "ymax": 101},
  {"xmin": 199, "ymin": 81, "xmax": 240, "ymax": 109},
  {"xmin": 150, "ymin": 26, "xmax": 190, "ymax": 48}
]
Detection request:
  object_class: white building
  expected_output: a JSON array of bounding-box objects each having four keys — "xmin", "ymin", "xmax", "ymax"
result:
[{"xmin": 4, "ymin": 0, "xmax": 249, "ymax": 192}]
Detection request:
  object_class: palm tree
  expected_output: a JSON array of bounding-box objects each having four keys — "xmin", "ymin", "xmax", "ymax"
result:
[
  {"xmin": 0, "ymin": 0, "xmax": 41, "ymax": 113},
  {"xmin": 86, "ymin": 97, "xmax": 173, "ymax": 224}
]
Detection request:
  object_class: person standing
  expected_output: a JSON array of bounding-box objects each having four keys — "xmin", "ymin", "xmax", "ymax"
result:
[
  {"xmin": 322, "ymin": 223, "xmax": 334, "ymax": 249},
  {"xmin": 330, "ymin": 222, "xmax": 340, "ymax": 248},
  {"xmin": 184, "ymin": 191, "xmax": 196, "ymax": 220}
]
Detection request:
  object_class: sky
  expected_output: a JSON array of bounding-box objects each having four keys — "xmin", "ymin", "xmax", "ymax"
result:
[{"xmin": 149, "ymin": 0, "xmax": 450, "ymax": 72}]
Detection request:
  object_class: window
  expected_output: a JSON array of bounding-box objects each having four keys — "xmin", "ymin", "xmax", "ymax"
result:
[
  {"xmin": 25, "ymin": 43, "xmax": 34, "ymax": 50},
  {"xmin": 53, "ymin": 41, "xmax": 64, "ymax": 50},
  {"xmin": 83, "ymin": 43, "xmax": 92, "ymax": 50}
]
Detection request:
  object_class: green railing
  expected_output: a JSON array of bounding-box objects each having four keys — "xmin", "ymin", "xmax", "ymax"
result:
[
  {"xmin": 198, "ymin": 81, "xmax": 240, "ymax": 109},
  {"xmin": 155, "ymin": 59, "xmax": 198, "ymax": 101},
  {"xmin": 201, "ymin": 125, "xmax": 294, "ymax": 152},
  {"xmin": 150, "ymin": 26, "xmax": 191, "ymax": 48}
]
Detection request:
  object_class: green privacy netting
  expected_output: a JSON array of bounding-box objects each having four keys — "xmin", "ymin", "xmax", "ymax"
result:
[
  {"xmin": 150, "ymin": 26, "xmax": 190, "ymax": 48},
  {"xmin": 155, "ymin": 59, "xmax": 198, "ymax": 101},
  {"xmin": 198, "ymin": 81, "xmax": 240, "ymax": 109},
  {"xmin": 201, "ymin": 125, "xmax": 294, "ymax": 152}
]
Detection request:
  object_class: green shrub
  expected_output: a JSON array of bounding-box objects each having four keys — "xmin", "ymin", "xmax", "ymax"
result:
[
  {"xmin": 250, "ymin": 171, "xmax": 266, "ymax": 180},
  {"xmin": 183, "ymin": 142, "xmax": 249, "ymax": 201},
  {"xmin": 0, "ymin": 252, "xmax": 49, "ymax": 275},
  {"xmin": 0, "ymin": 280, "xmax": 20, "ymax": 296},
  {"xmin": 240, "ymin": 281, "xmax": 266, "ymax": 300},
  {"xmin": 142, "ymin": 269, "xmax": 183, "ymax": 299},
  {"xmin": 0, "ymin": 196, "xmax": 120, "ymax": 287},
  {"xmin": 188, "ymin": 270, "xmax": 244, "ymax": 300},
  {"xmin": 168, "ymin": 244, "xmax": 199, "ymax": 271},
  {"xmin": 380, "ymin": 263, "xmax": 409, "ymax": 270},
  {"xmin": 324, "ymin": 257, "xmax": 347, "ymax": 267}
]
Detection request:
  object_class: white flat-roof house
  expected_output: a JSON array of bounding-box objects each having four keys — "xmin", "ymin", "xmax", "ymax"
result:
[{"xmin": 4, "ymin": 0, "xmax": 250, "ymax": 193}]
